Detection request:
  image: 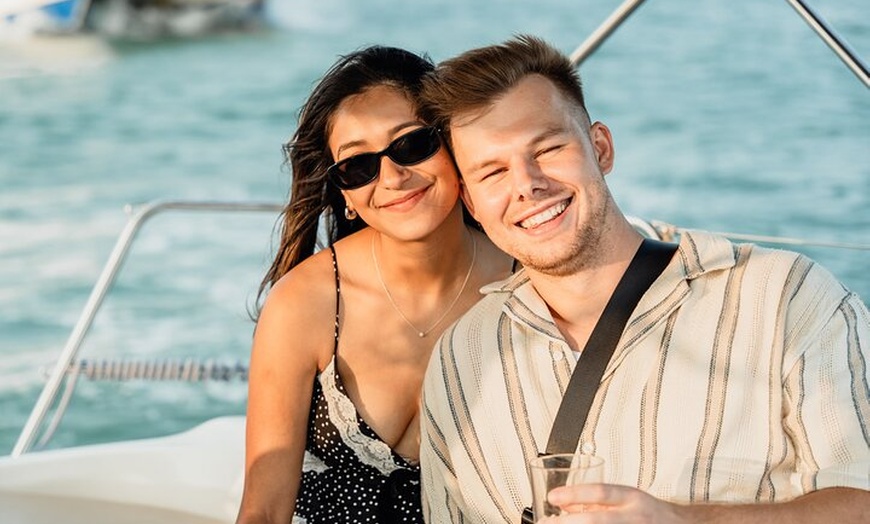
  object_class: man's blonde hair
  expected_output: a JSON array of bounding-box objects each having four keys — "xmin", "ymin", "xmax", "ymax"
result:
[{"xmin": 421, "ymin": 35, "xmax": 590, "ymax": 146}]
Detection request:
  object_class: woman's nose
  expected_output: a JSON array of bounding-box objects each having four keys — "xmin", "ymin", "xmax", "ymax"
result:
[{"xmin": 378, "ymin": 157, "xmax": 413, "ymax": 189}]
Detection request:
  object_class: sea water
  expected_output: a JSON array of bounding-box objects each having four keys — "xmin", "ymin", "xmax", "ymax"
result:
[{"xmin": 0, "ymin": 0, "xmax": 867, "ymax": 454}]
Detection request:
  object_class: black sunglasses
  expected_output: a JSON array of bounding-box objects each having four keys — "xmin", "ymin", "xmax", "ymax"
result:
[{"xmin": 327, "ymin": 126, "xmax": 442, "ymax": 190}]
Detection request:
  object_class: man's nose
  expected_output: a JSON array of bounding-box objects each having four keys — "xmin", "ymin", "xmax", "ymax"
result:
[{"xmin": 513, "ymin": 157, "xmax": 548, "ymax": 199}]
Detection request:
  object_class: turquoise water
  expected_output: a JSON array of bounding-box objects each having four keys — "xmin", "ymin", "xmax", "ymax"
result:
[{"xmin": 1, "ymin": 0, "xmax": 868, "ymax": 454}]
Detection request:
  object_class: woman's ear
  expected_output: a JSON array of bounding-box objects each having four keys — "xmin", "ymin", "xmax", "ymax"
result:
[{"xmin": 341, "ymin": 191, "xmax": 358, "ymax": 220}]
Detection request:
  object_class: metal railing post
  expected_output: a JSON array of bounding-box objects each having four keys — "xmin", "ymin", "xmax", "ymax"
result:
[
  {"xmin": 785, "ymin": 0, "xmax": 869, "ymax": 87},
  {"xmin": 569, "ymin": 0, "xmax": 649, "ymax": 67},
  {"xmin": 11, "ymin": 200, "xmax": 282, "ymax": 456}
]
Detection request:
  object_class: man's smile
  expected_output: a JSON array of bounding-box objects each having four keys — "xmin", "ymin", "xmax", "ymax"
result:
[{"xmin": 517, "ymin": 197, "xmax": 571, "ymax": 229}]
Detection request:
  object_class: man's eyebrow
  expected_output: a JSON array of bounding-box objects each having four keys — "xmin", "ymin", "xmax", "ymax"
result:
[
  {"xmin": 462, "ymin": 125, "xmax": 567, "ymax": 176},
  {"xmin": 463, "ymin": 157, "xmax": 499, "ymax": 177},
  {"xmin": 335, "ymin": 121, "xmax": 420, "ymax": 160},
  {"xmin": 530, "ymin": 125, "xmax": 567, "ymax": 145}
]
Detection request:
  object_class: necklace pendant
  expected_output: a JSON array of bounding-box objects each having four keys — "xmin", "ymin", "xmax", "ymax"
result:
[{"xmin": 371, "ymin": 231, "xmax": 477, "ymax": 344}]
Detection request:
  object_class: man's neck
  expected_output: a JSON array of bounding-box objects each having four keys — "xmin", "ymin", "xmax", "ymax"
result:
[{"xmin": 528, "ymin": 230, "xmax": 643, "ymax": 353}]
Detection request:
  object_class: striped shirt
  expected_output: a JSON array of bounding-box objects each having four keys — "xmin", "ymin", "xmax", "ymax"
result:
[{"xmin": 420, "ymin": 230, "xmax": 870, "ymax": 523}]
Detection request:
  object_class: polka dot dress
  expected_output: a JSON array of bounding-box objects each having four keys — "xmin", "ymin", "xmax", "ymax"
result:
[
  {"xmin": 294, "ymin": 372, "xmax": 422, "ymax": 523},
  {"xmin": 293, "ymin": 247, "xmax": 423, "ymax": 523}
]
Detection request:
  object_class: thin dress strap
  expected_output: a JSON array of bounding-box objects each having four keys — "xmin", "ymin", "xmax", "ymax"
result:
[{"xmin": 329, "ymin": 246, "xmax": 340, "ymax": 353}]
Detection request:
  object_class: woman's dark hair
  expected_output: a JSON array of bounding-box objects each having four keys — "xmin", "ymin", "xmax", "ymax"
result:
[{"xmin": 255, "ymin": 46, "xmax": 436, "ymax": 315}]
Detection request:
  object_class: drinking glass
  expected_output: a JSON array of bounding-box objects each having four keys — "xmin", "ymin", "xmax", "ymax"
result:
[{"xmin": 528, "ymin": 453, "xmax": 604, "ymax": 520}]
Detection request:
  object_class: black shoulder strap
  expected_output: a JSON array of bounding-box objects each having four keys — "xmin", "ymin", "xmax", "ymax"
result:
[
  {"xmin": 329, "ymin": 246, "xmax": 341, "ymax": 354},
  {"xmin": 544, "ymin": 238, "xmax": 678, "ymax": 454}
]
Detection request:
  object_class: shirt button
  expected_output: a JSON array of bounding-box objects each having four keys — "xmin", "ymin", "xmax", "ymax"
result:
[
  {"xmin": 553, "ymin": 352, "xmax": 564, "ymax": 361},
  {"xmin": 581, "ymin": 443, "xmax": 594, "ymax": 454}
]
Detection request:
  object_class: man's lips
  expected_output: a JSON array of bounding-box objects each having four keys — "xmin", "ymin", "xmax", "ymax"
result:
[{"xmin": 517, "ymin": 197, "xmax": 571, "ymax": 229}]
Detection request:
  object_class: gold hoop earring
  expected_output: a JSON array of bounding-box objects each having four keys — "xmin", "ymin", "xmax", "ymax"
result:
[{"xmin": 344, "ymin": 206, "xmax": 358, "ymax": 220}]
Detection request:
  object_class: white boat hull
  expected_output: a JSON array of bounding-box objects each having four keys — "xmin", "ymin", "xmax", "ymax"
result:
[{"xmin": 0, "ymin": 416, "xmax": 245, "ymax": 524}]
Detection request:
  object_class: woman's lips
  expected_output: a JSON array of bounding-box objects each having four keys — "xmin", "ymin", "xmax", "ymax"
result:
[{"xmin": 378, "ymin": 186, "xmax": 429, "ymax": 210}]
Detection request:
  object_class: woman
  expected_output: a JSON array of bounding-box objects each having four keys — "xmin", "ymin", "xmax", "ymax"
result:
[{"xmin": 235, "ymin": 46, "xmax": 513, "ymax": 523}]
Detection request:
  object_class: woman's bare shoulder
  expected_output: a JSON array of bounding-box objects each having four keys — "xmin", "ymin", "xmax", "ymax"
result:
[
  {"xmin": 272, "ymin": 247, "xmax": 336, "ymax": 301},
  {"xmin": 254, "ymin": 248, "xmax": 339, "ymax": 365}
]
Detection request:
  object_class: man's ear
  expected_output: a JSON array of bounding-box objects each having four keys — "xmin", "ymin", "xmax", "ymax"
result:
[
  {"xmin": 460, "ymin": 182, "xmax": 478, "ymax": 220},
  {"xmin": 590, "ymin": 121, "xmax": 615, "ymax": 175}
]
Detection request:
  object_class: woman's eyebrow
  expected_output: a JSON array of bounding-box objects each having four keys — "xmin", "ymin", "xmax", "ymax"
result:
[{"xmin": 335, "ymin": 121, "xmax": 421, "ymax": 159}]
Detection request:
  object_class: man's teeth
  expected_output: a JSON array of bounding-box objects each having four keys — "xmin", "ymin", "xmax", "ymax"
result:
[{"xmin": 519, "ymin": 200, "xmax": 568, "ymax": 229}]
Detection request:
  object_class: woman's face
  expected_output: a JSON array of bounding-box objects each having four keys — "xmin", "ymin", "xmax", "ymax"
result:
[{"xmin": 328, "ymin": 84, "xmax": 461, "ymax": 242}]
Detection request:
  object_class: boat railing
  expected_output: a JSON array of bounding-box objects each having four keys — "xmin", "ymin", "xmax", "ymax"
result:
[
  {"xmin": 12, "ymin": 197, "xmax": 870, "ymax": 457},
  {"xmin": 33, "ymin": 357, "xmax": 251, "ymax": 450},
  {"xmin": 569, "ymin": 0, "xmax": 869, "ymax": 88},
  {"xmin": 11, "ymin": 200, "xmax": 283, "ymax": 457}
]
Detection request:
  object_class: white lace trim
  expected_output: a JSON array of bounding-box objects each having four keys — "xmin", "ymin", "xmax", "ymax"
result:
[
  {"xmin": 301, "ymin": 450, "xmax": 329, "ymax": 474},
  {"xmin": 320, "ymin": 358, "xmax": 401, "ymax": 476}
]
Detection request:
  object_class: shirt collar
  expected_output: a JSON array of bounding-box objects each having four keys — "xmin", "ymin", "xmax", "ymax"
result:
[{"xmin": 479, "ymin": 229, "xmax": 739, "ymax": 333}]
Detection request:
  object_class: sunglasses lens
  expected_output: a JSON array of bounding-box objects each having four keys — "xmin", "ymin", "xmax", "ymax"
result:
[
  {"xmin": 327, "ymin": 127, "xmax": 441, "ymax": 190},
  {"xmin": 329, "ymin": 153, "xmax": 380, "ymax": 190},
  {"xmin": 389, "ymin": 127, "xmax": 441, "ymax": 165}
]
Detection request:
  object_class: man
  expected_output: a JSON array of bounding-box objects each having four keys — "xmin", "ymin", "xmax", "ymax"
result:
[{"xmin": 418, "ymin": 35, "xmax": 869, "ymax": 523}]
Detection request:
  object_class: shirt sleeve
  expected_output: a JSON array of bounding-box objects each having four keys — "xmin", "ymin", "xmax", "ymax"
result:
[{"xmin": 782, "ymin": 263, "xmax": 870, "ymax": 493}]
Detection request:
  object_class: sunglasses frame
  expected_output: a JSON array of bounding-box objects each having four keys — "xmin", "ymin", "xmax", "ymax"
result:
[{"xmin": 326, "ymin": 126, "xmax": 442, "ymax": 190}]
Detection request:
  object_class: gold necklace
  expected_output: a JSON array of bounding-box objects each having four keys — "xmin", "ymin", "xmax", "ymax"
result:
[{"xmin": 371, "ymin": 231, "xmax": 477, "ymax": 338}]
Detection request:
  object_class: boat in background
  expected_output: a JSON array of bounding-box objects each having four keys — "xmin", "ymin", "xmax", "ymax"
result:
[
  {"xmin": 85, "ymin": 0, "xmax": 265, "ymax": 39},
  {"xmin": 0, "ymin": 0, "xmax": 265, "ymax": 39},
  {"xmin": 0, "ymin": 1, "xmax": 866, "ymax": 523},
  {"xmin": 0, "ymin": 0, "xmax": 93, "ymax": 36}
]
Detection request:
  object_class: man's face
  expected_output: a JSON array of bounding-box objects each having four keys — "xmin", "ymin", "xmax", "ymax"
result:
[{"xmin": 450, "ymin": 74, "xmax": 616, "ymax": 276}]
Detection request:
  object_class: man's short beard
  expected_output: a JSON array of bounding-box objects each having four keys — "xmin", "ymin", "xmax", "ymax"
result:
[{"xmin": 519, "ymin": 196, "xmax": 610, "ymax": 277}]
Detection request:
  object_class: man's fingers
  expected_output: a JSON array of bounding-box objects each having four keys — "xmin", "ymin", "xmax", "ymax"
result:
[
  {"xmin": 561, "ymin": 503, "xmax": 612, "ymax": 513},
  {"xmin": 548, "ymin": 483, "xmax": 633, "ymax": 508}
]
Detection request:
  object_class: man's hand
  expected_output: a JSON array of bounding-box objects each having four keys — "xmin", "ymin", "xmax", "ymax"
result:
[
  {"xmin": 537, "ymin": 484, "xmax": 686, "ymax": 523},
  {"xmin": 537, "ymin": 484, "xmax": 869, "ymax": 524}
]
